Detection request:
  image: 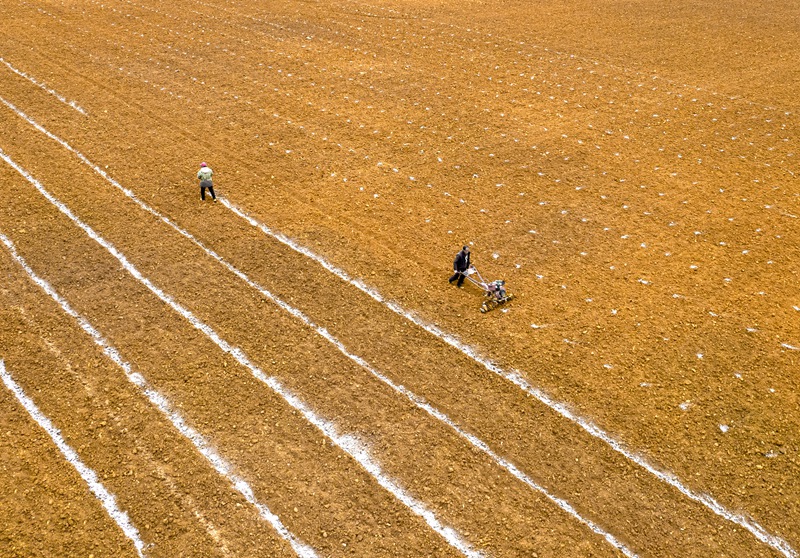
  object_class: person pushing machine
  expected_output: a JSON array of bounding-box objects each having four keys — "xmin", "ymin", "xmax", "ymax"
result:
[{"xmin": 447, "ymin": 245, "xmax": 515, "ymax": 311}]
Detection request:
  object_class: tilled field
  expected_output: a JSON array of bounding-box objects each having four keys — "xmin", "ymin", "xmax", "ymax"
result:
[{"xmin": 0, "ymin": 0, "xmax": 798, "ymax": 556}]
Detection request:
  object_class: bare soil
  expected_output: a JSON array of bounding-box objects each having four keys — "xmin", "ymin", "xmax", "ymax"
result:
[{"xmin": 0, "ymin": 0, "xmax": 798, "ymax": 556}]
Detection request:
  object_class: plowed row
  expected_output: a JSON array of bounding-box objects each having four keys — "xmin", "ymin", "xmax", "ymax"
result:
[{"xmin": 1, "ymin": 0, "xmax": 797, "ymax": 557}]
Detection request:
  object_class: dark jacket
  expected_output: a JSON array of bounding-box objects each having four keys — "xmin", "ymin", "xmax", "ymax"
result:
[{"xmin": 453, "ymin": 250, "xmax": 470, "ymax": 272}]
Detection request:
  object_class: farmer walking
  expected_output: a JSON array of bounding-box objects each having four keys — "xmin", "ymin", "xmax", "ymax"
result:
[
  {"xmin": 197, "ymin": 162, "xmax": 217, "ymax": 202},
  {"xmin": 448, "ymin": 245, "xmax": 471, "ymax": 287}
]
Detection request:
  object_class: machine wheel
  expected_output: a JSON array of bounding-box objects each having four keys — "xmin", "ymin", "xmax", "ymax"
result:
[{"xmin": 481, "ymin": 299, "xmax": 498, "ymax": 313}]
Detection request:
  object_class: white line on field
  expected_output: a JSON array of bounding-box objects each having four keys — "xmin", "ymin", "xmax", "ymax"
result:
[
  {"xmin": 0, "ymin": 150, "xmax": 481, "ymax": 558},
  {"xmin": 296, "ymin": 313, "xmax": 639, "ymax": 556},
  {"xmin": 31, "ymin": 8, "xmax": 798, "ymax": 552},
  {"xmin": 221, "ymin": 200, "xmax": 797, "ymax": 558},
  {"xmin": 0, "ymin": 230, "xmax": 317, "ymax": 558},
  {"xmin": 215, "ymin": 256, "xmax": 638, "ymax": 556},
  {"xmin": 0, "ymin": 359, "xmax": 146, "ymax": 557},
  {"xmin": 0, "ymin": 94, "xmax": 790, "ymax": 556},
  {"xmin": 0, "ymin": 100, "xmax": 635, "ymax": 554},
  {"xmin": 0, "ymin": 57, "xmax": 87, "ymax": 115}
]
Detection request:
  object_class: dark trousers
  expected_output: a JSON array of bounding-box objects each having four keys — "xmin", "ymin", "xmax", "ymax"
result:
[
  {"xmin": 200, "ymin": 181, "xmax": 216, "ymax": 200},
  {"xmin": 449, "ymin": 271, "xmax": 465, "ymax": 286}
]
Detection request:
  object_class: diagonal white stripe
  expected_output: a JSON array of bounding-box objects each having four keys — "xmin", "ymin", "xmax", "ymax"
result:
[
  {"xmin": 1, "ymin": 92, "xmax": 792, "ymax": 557},
  {"xmin": 0, "ymin": 94, "xmax": 636, "ymax": 554},
  {"xmin": 0, "ymin": 359, "xmax": 146, "ymax": 557},
  {"xmin": 0, "ymin": 146, "xmax": 481, "ymax": 557},
  {"xmin": 0, "ymin": 231, "xmax": 317, "ymax": 558},
  {"xmin": 0, "ymin": 57, "xmax": 87, "ymax": 115},
  {"xmin": 221, "ymin": 198, "xmax": 797, "ymax": 558}
]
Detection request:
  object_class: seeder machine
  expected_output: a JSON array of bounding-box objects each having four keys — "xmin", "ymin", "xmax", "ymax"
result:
[{"xmin": 461, "ymin": 265, "xmax": 515, "ymax": 313}]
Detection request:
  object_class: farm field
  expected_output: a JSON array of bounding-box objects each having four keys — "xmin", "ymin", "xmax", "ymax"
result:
[{"xmin": 0, "ymin": 0, "xmax": 798, "ymax": 556}]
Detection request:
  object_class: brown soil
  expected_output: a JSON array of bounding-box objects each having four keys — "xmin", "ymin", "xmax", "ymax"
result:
[{"xmin": 0, "ymin": 0, "xmax": 798, "ymax": 556}]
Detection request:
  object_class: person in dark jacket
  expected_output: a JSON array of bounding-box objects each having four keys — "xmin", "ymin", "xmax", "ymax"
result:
[{"xmin": 448, "ymin": 245, "xmax": 471, "ymax": 287}]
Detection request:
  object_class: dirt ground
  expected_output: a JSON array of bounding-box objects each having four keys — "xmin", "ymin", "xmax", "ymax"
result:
[{"xmin": 0, "ymin": 0, "xmax": 798, "ymax": 556}]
